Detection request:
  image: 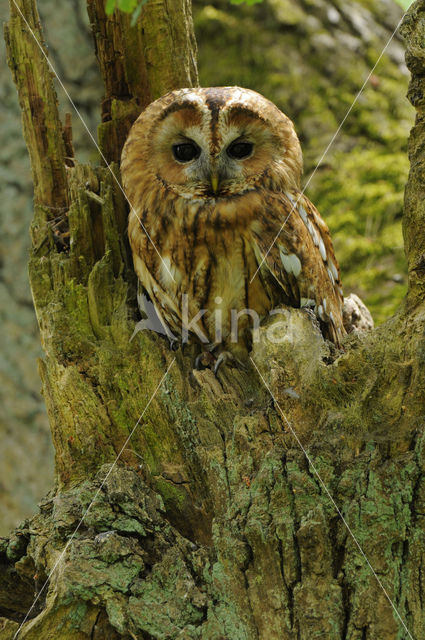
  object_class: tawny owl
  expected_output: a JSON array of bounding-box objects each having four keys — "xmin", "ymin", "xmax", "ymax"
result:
[{"xmin": 121, "ymin": 87, "xmax": 345, "ymax": 368}]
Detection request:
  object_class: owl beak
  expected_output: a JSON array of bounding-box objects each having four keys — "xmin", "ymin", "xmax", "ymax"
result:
[{"xmin": 211, "ymin": 172, "xmax": 219, "ymax": 194}]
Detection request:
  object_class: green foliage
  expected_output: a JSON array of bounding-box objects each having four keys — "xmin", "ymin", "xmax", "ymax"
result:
[
  {"xmin": 311, "ymin": 149, "xmax": 408, "ymax": 324},
  {"xmin": 105, "ymin": 0, "xmax": 148, "ymax": 24}
]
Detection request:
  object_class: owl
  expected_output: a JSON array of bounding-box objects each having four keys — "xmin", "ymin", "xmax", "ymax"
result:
[{"xmin": 121, "ymin": 87, "xmax": 345, "ymax": 369}]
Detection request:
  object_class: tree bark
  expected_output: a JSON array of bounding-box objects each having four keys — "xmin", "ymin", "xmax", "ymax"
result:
[{"xmin": 2, "ymin": 0, "xmax": 425, "ymax": 639}]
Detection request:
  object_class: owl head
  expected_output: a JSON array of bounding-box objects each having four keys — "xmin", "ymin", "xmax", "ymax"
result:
[{"xmin": 121, "ymin": 86, "xmax": 303, "ymax": 203}]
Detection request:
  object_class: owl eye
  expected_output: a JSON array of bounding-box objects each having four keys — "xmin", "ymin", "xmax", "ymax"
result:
[
  {"xmin": 172, "ymin": 142, "xmax": 200, "ymax": 163},
  {"xmin": 227, "ymin": 141, "xmax": 254, "ymax": 160}
]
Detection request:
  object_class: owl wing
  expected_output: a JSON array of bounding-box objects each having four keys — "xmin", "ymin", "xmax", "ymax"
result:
[{"xmin": 251, "ymin": 190, "xmax": 345, "ymax": 346}]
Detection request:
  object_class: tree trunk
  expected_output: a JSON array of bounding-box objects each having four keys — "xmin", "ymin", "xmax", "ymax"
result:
[{"xmin": 1, "ymin": 0, "xmax": 425, "ymax": 638}]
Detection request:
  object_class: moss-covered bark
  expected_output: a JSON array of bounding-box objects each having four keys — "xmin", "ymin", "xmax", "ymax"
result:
[
  {"xmin": 403, "ymin": 2, "xmax": 425, "ymax": 305},
  {"xmin": 2, "ymin": 0, "xmax": 425, "ymax": 638}
]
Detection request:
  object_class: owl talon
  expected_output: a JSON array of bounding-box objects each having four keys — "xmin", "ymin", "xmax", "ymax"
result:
[
  {"xmin": 169, "ymin": 338, "xmax": 179, "ymax": 351},
  {"xmin": 214, "ymin": 351, "xmax": 245, "ymax": 375},
  {"xmin": 194, "ymin": 351, "xmax": 215, "ymax": 370}
]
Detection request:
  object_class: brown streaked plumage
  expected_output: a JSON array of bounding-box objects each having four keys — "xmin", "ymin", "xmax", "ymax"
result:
[{"xmin": 121, "ymin": 86, "xmax": 345, "ymax": 360}]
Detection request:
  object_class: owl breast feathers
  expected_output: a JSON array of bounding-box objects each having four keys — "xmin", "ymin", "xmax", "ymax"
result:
[{"xmin": 121, "ymin": 86, "xmax": 345, "ymax": 358}]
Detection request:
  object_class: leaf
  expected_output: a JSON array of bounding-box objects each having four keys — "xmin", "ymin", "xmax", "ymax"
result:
[
  {"xmin": 124, "ymin": 0, "xmax": 138, "ymax": 11},
  {"xmin": 108, "ymin": 0, "xmax": 149, "ymax": 18},
  {"xmin": 130, "ymin": 0, "xmax": 148, "ymax": 26},
  {"xmin": 105, "ymin": 0, "xmax": 116, "ymax": 15},
  {"xmin": 117, "ymin": 0, "xmax": 138, "ymax": 13}
]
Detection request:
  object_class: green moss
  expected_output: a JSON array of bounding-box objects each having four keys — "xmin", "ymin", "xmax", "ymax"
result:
[
  {"xmin": 63, "ymin": 601, "xmax": 88, "ymax": 631},
  {"xmin": 310, "ymin": 148, "xmax": 408, "ymax": 324}
]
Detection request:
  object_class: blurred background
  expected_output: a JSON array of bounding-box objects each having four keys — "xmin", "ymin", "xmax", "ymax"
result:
[{"xmin": 0, "ymin": 0, "xmax": 413, "ymax": 534}]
